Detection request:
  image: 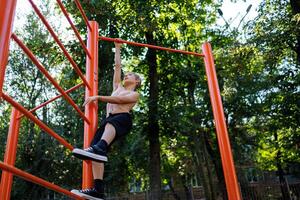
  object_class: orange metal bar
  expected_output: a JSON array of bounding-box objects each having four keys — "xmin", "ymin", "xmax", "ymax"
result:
[
  {"xmin": 74, "ymin": 0, "xmax": 92, "ymax": 31},
  {"xmin": 202, "ymin": 42, "xmax": 242, "ymax": 200},
  {"xmin": 55, "ymin": 0, "xmax": 91, "ymax": 59},
  {"xmin": 2, "ymin": 93, "xmax": 74, "ymax": 150},
  {"xmin": 0, "ymin": 162, "xmax": 84, "ymax": 200},
  {"xmin": 18, "ymin": 83, "xmax": 84, "ymax": 119},
  {"xmin": 99, "ymin": 36, "xmax": 205, "ymax": 57},
  {"xmin": 11, "ymin": 34, "xmax": 90, "ymax": 124},
  {"xmin": 0, "ymin": 0, "xmax": 17, "ymax": 98},
  {"xmin": 27, "ymin": 0, "xmax": 91, "ymax": 90},
  {"xmin": 82, "ymin": 21, "xmax": 99, "ymax": 189},
  {"xmin": 0, "ymin": 108, "xmax": 21, "ymax": 200}
]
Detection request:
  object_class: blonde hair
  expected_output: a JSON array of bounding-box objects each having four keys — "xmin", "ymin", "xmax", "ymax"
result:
[{"xmin": 133, "ymin": 73, "xmax": 142, "ymax": 91}]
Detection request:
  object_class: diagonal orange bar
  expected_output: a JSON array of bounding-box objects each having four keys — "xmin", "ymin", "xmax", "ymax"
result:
[
  {"xmin": 2, "ymin": 93, "xmax": 74, "ymax": 151},
  {"xmin": 12, "ymin": 34, "xmax": 90, "ymax": 124},
  {"xmin": 99, "ymin": 36, "xmax": 205, "ymax": 57},
  {"xmin": 55, "ymin": 0, "xmax": 91, "ymax": 59},
  {"xmin": 27, "ymin": 0, "xmax": 91, "ymax": 90},
  {"xmin": 202, "ymin": 42, "xmax": 242, "ymax": 200},
  {"xmin": 18, "ymin": 83, "xmax": 84, "ymax": 119},
  {"xmin": 0, "ymin": 162, "xmax": 84, "ymax": 200},
  {"xmin": 0, "ymin": 0, "xmax": 17, "ymax": 98},
  {"xmin": 74, "ymin": 0, "xmax": 92, "ymax": 31}
]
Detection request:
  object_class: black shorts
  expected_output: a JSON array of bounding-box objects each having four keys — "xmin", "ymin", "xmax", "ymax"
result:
[{"xmin": 90, "ymin": 112, "xmax": 132, "ymax": 147}]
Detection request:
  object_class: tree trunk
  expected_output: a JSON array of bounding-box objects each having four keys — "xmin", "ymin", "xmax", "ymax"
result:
[
  {"xmin": 194, "ymin": 136, "xmax": 213, "ymax": 200},
  {"xmin": 274, "ymin": 131, "xmax": 291, "ymax": 200},
  {"xmin": 204, "ymin": 143, "xmax": 217, "ymax": 200},
  {"xmin": 186, "ymin": 69, "xmax": 214, "ymax": 200},
  {"xmin": 277, "ymin": 151, "xmax": 291, "ymax": 200},
  {"xmin": 181, "ymin": 175, "xmax": 193, "ymax": 200},
  {"xmin": 204, "ymin": 134, "xmax": 228, "ymax": 200},
  {"xmin": 145, "ymin": 31, "xmax": 161, "ymax": 200},
  {"xmin": 168, "ymin": 179, "xmax": 181, "ymax": 200}
]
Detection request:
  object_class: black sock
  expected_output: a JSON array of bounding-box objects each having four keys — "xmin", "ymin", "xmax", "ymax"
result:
[
  {"xmin": 96, "ymin": 139, "xmax": 108, "ymax": 152},
  {"xmin": 94, "ymin": 179, "xmax": 104, "ymax": 193}
]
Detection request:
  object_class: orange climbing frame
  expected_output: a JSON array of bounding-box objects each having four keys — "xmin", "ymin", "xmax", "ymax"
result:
[
  {"xmin": 0, "ymin": 161, "xmax": 85, "ymax": 200},
  {"xmin": 0, "ymin": 0, "xmax": 242, "ymax": 199},
  {"xmin": 83, "ymin": 21, "xmax": 99, "ymax": 189},
  {"xmin": 202, "ymin": 42, "xmax": 241, "ymax": 200},
  {"xmin": 99, "ymin": 36, "xmax": 205, "ymax": 57},
  {"xmin": 0, "ymin": 0, "xmax": 97, "ymax": 199}
]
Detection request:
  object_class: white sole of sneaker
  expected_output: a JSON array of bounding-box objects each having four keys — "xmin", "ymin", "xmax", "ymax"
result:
[
  {"xmin": 72, "ymin": 148, "xmax": 108, "ymax": 162},
  {"xmin": 71, "ymin": 189, "xmax": 104, "ymax": 200}
]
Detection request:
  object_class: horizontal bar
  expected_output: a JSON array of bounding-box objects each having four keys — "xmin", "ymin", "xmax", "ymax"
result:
[
  {"xmin": 74, "ymin": 0, "xmax": 92, "ymax": 31},
  {"xmin": 2, "ymin": 93, "xmax": 74, "ymax": 150},
  {"xmin": 12, "ymin": 34, "xmax": 90, "ymax": 124},
  {"xmin": 99, "ymin": 36, "xmax": 205, "ymax": 57},
  {"xmin": 27, "ymin": 0, "xmax": 91, "ymax": 90},
  {"xmin": 18, "ymin": 83, "xmax": 84, "ymax": 119},
  {"xmin": 55, "ymin": 0, "xmax": 91, "ymax": 59},
  {"xmin": 0, "ymin": 162, "xmax": 84, "ymax": 200}
]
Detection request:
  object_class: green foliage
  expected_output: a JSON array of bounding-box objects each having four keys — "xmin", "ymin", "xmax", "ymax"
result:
[{"xmin": 1, "ymin": 0, "xmax": 299, "ymax": 199}]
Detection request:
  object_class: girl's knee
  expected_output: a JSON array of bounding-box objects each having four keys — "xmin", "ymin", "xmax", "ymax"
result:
[{"xmin": 105, "ymin": 123, "xmax": 116, "ymax": 133}]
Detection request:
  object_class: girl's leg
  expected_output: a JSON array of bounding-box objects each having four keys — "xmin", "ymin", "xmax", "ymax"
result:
[
  {"xmin": 100, "ymin": 123, "xmax": 116, "ymax": 144},
  {"xmin": 92, "ymin": 161, "xmax": 104, "ymax": 179},
  {"xmin": 92, "ymin": 123, "xmax": 116, "ymax": 179},
  {"xmin": 71, "ymin": 124, "xmax": 117, "ymax": 197}
]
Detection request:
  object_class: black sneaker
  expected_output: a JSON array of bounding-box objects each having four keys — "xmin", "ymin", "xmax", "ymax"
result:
[
  {"xmin": 72, "ymin": 147, "xmax": 108, "ymax": 162},
  {"xmin": 71, "ymin": 188, "xmax": 104, "ymax": 200}
]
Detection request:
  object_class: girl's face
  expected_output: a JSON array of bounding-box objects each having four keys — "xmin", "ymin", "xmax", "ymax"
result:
[{"xmin": 124, "ymin": 72, "xmax": 138, "ymax": 85}]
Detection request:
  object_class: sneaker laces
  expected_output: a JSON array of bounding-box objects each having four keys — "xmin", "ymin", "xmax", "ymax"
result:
[
  {"xmin": 84, "ymin": 147, "xmax": 94, "ymax": 152},
  {"xmin": 80, "ymin": 188, "xmax": 94, "ymax": 193}
]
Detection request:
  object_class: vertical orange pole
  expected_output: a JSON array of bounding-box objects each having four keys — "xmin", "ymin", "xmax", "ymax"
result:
[
  {"xmin": 202, "ymin": 42, "xmax": 242, "ymax": 200},
  {"xmin": 83, "ymin": 21, "xmax": 99, "ymax": 188},
  {"xmin": 0, "ymin": 0, "xmax": 17, "ymax": 97},
  {"xmin": 0, "ymin": 108, "xmax": 21, "ymax": 200}
]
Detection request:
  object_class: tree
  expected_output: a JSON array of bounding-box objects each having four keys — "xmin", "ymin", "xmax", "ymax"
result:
[{"xmin": 211, "ymin": 0, "xmax": 300, "ymax": 198}]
